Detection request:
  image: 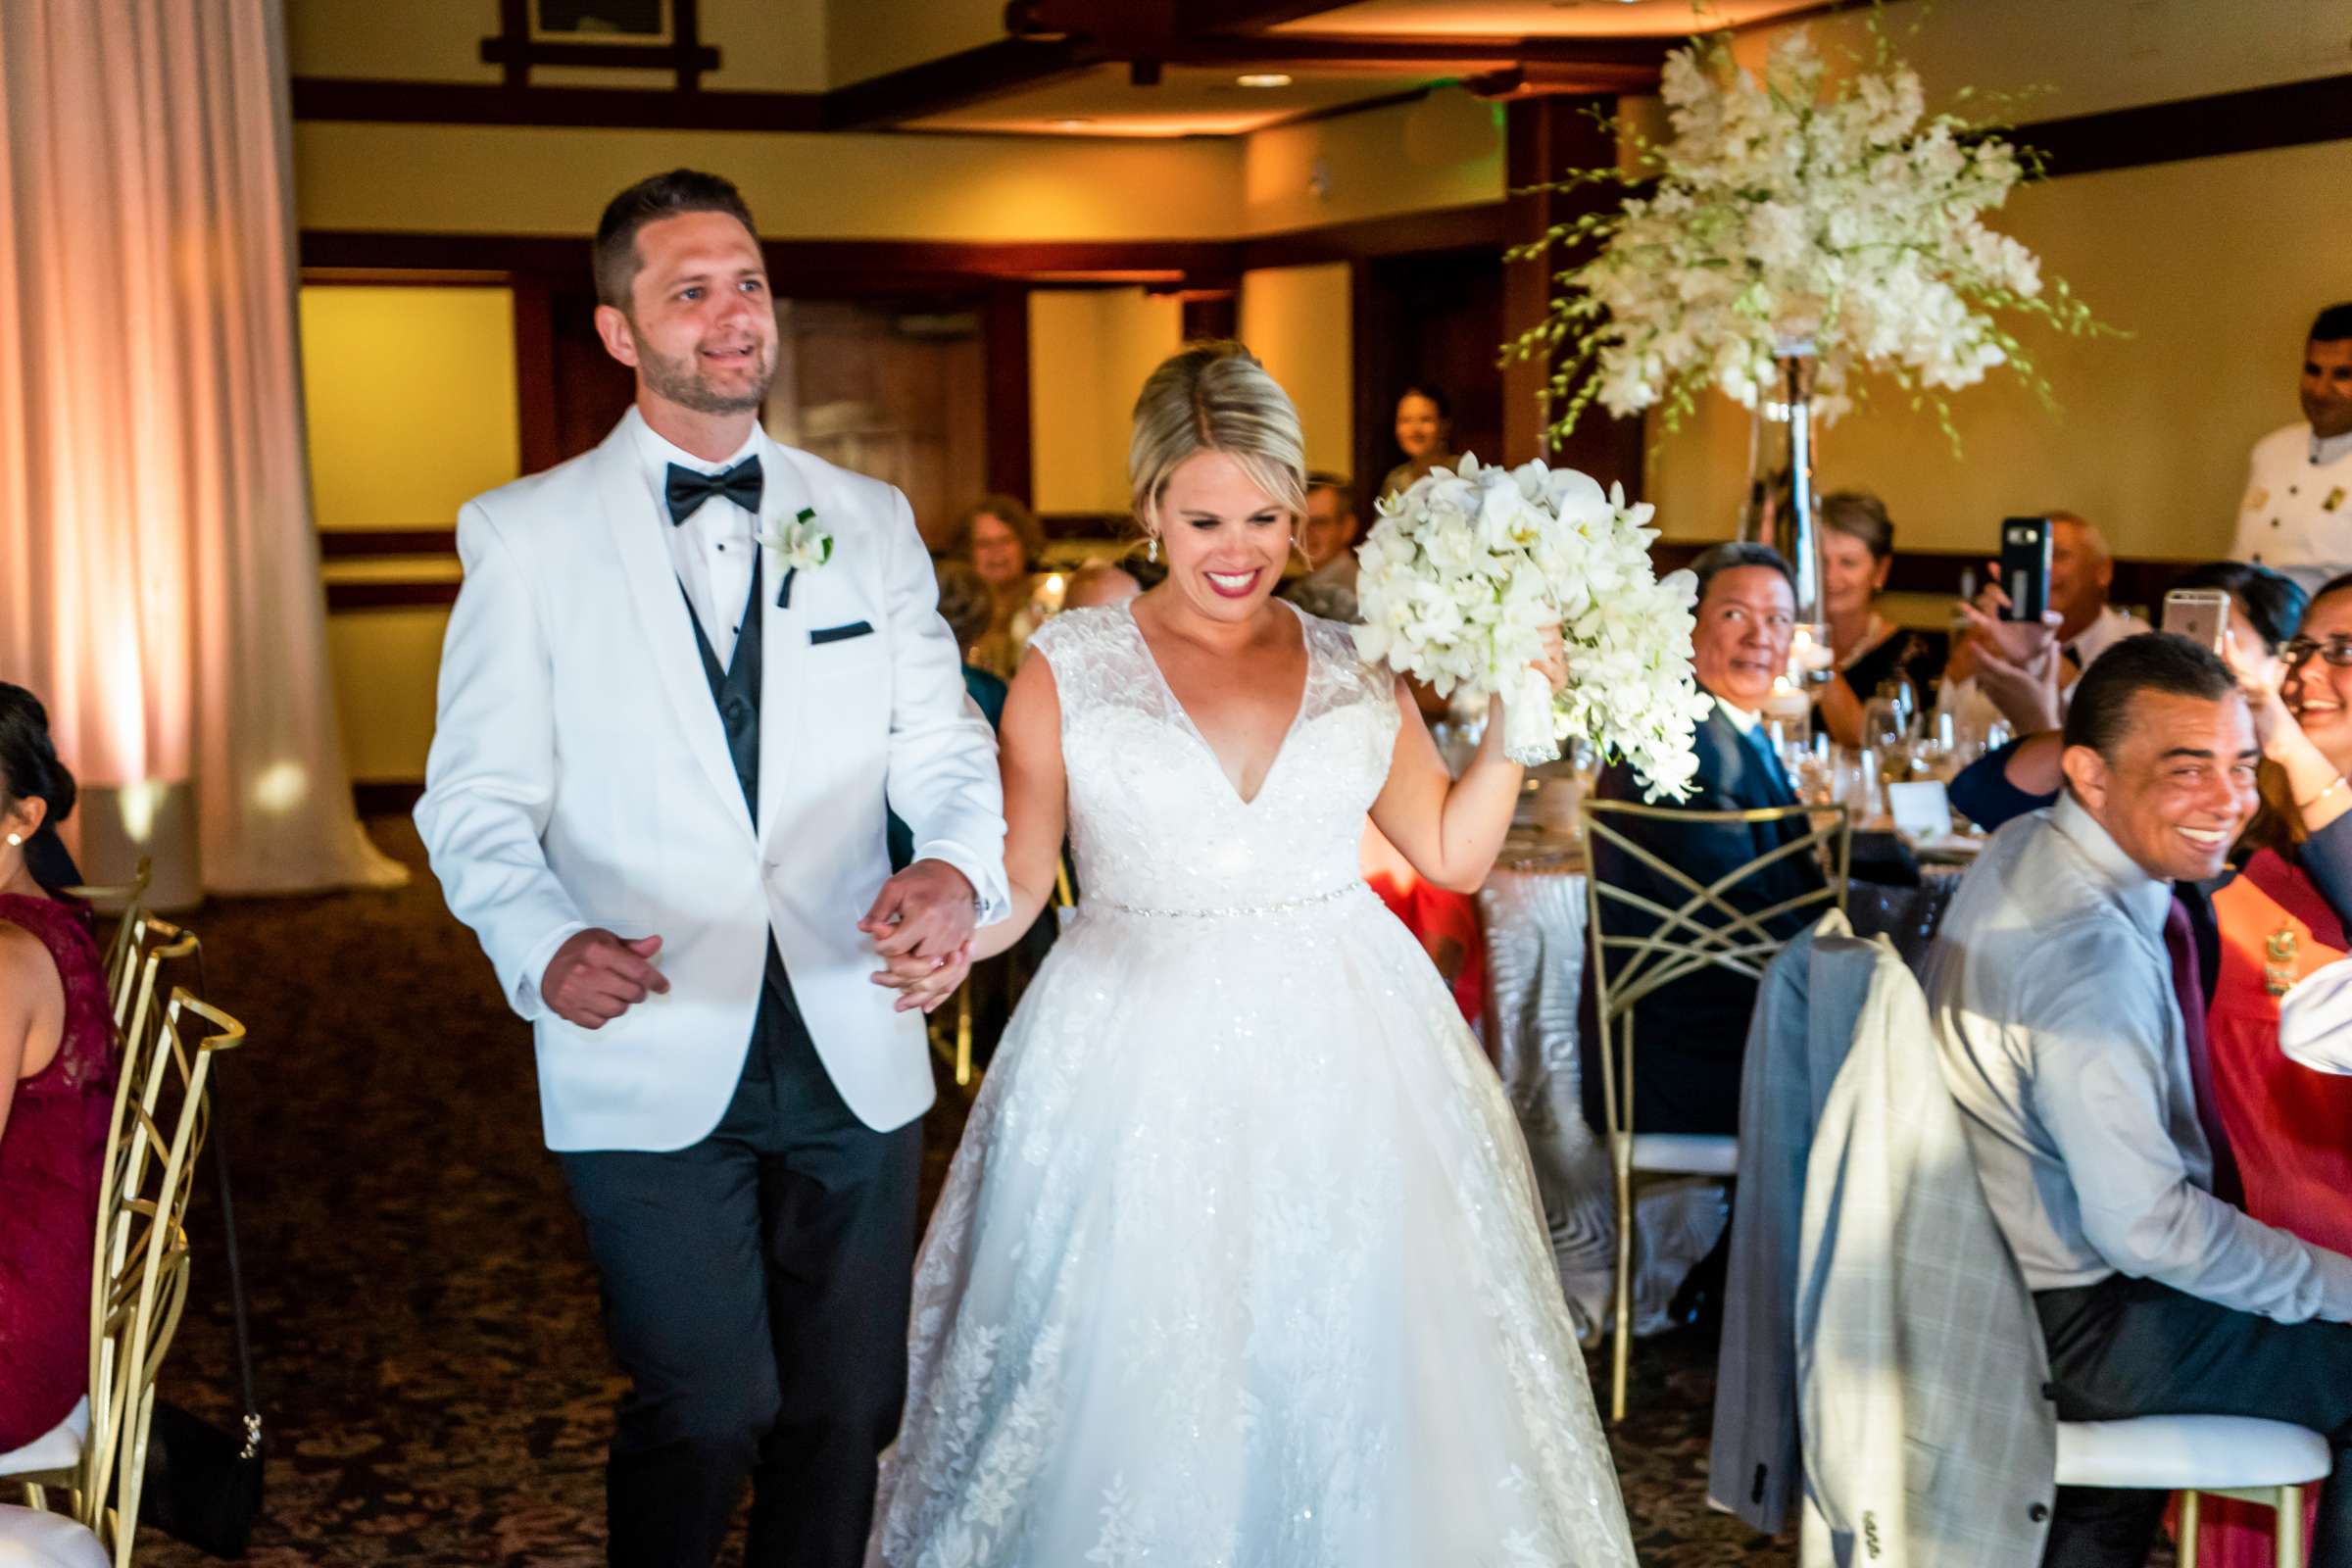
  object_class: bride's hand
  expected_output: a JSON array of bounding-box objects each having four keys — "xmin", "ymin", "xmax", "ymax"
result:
[
  {"xmin": 870, "ymin": 940, "xmax": 974, "ymax": 1014},
  {"xmin": 1531, "ymin": 624, "xmax": 1568, "ymax": 696}
]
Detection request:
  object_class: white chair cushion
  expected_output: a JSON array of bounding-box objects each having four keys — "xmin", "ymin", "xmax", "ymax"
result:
[
  {"xmin": 0, "ymin": 1400, "xmax": 86, "ymax": 1479},
  {"xmin": 1631, "ymin": 1133, "xmax": 1740, "ymax": 1176},
  {"xmin": 2056, "ymin": 1415, "xmax": 2332, "ymax": 1491},
  {"xmin": 0, "ymin": 1505, "xmax": 108, "ymax": 1568}
]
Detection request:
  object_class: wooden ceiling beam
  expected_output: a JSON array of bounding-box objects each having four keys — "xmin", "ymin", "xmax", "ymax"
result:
[
  {"xmin": 820, "ymin": 36, "xmax": 1106, "ymax": 131},
  {"xmin": 1170, "ymin": 31, "xmax": 1673, "ymax": 76}
]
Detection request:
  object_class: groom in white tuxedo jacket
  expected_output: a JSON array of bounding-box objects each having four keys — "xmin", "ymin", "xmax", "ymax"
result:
[{"xmin": 415, "ymin": 171, "xmax": 1007, "ymax": 1568}]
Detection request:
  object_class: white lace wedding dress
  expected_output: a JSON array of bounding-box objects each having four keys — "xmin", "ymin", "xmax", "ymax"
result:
[{"xmin": 866, "ymin": 602, "xmax": 1636, "ymax": 1568}]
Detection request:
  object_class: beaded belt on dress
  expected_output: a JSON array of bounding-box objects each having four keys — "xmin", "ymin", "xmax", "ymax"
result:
[{"xmin": 1090, "ymin": 881, "xmax": 1368, "ymax": 919}]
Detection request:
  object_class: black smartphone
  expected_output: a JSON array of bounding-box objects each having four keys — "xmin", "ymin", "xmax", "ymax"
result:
[{"xmin": 1999, "ymin": 516, "xmax": 2052, "ymax": 622}]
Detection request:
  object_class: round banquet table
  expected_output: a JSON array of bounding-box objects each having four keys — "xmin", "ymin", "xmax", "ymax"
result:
[{"xmin": 1476, "ymin": 823, "xmax": 1962, "ymax": 1338}]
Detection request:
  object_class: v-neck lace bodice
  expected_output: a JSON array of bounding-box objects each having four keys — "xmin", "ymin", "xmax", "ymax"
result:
[{"xmin": 1029, "ymin": 602, "xmax": 1399, "ymax": 916}]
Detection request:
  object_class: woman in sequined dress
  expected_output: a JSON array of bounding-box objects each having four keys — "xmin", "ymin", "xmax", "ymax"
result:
[{"xmin": 863, "ymin": 344, "xmax": 1636, "ymax": 1568}]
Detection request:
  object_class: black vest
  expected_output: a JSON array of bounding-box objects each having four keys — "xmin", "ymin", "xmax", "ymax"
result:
[{"xmin": 681, "ymin": 555, "xmax": 763, "ymax": 819}]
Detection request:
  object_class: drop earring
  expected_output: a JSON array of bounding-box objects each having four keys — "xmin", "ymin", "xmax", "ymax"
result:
[
  {"xmin": 1147, "ymin": 534, "xmax": 1159, "ymax": 564},
  {"xmin": 4, "ymin": 834, "xmax": 19, "ymax": 847}
]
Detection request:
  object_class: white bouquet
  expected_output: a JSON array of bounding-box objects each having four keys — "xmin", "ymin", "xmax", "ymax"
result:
[{"xmin": 1352, "ymin": 456, "xmax": 1714, "ymax": 800}]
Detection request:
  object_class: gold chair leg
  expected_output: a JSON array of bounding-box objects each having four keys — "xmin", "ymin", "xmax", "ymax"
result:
[
  {"xmin": 1610, "ymin": 1135, "xmax": 1634, "ymax": 1424},
  {"xmin": 2276, "ymin": 1485, "xmax": 2304, "ymax": 1568},
  {"xmin": 2180, "ymin": 1490, "xmax": 2201, "ymax": 1568},
  {"xmin": 954, "ymin": 985, "xmax": 974, "ymax": 1088}
]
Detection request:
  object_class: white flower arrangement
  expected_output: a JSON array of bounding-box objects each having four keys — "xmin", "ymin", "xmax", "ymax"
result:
[
  {"xmin": 760, "ymin": 506, "xmax": 833, "ymax": 573},
  {"xmin": 1511, "ymin": 26, "xmax": 2104, "ymax": 439},
  {"xmin": 1352, "ymin": 456, "xmax": 1715, "ymax": 800}
]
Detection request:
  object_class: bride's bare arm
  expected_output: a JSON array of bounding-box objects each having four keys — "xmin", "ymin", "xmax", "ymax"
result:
[
  {"xmin": 1366, "ymin": 681, "xmax": 1527, "ymax": 895},
  {"xmin": 968, "ymin": 654, "xmax": 1069, "ymax": 961}
]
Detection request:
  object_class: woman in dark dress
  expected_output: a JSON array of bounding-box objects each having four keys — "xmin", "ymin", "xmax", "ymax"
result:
[
  {"xmin": 1811, "ymin": 490, "xmax": 1947, "ymax": 747},
  {"xmin": 0, "ymin": 683, "xmax": 117, "ymax": 1454}
]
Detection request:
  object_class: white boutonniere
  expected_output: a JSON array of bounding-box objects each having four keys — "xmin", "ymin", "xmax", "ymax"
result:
[{"xmin": 761, "ymin": 506, "xmax": 833, "ymax": 572}]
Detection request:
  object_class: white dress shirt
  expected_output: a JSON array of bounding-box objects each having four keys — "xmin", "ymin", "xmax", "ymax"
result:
[
  {"xmin": 1927, "ymin": 793, "xmax": 2352, "ymax": 1322},
  {"xmin": 628, "ymin": 407, "xmax": 761, "ymax": 670}
]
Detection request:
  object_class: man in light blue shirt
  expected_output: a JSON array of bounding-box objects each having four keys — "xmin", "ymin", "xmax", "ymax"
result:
[{"xmin": 1929, "ymin": 632, "xmax": 2352, "ymax": 1568}]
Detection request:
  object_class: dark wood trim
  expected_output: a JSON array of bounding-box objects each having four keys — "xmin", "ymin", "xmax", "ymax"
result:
[
  {"xmin": 2023, "ymin": 73, "xmax": 2352, "ymax": 179},
  {"xmin": 290, "ymin": 77, "xmax": 825, "ymax": 131},
  {"xmin": 1238, "ymin": 203, "xmax": 1514, "ymax": 270},
  {"xmin": 301, "ymin": 267, "xmax": 514, "ymax": 286},
  {"xmin": 1174, "ymin": 30, "xmax": 1670, "ymax": 79},
  {"xmin": 510, "ymin": 276, "xmax": 562, "ymax": 475},
  {"xmin": 1037, "ymin": 512, "xmax": 1131, "ymax": 541},
  {"xmin": 1181, "ymin": 290, "xmax": 1239, "ymax": 341},
  {"xmin": 353, "ymin": 781, "xmax": 425, "ymax": 816},
  {"xmin": 1347, "ymin": 258, "xmax": 1380, "ymax": 526},
  {"xmin": 982, "ymin": 284, "xmax": 1034, "ymax": 504},
  {"xmin": 326, "ymin": 581, "xmax": 463, "ymax": 611},
  {"xmin": 821, "ymin": 37, "xmax": 1103, "ymax": 132},
  {"xmin": 318, "ymin": 529, "xmax": 459, "ymax": 558}
]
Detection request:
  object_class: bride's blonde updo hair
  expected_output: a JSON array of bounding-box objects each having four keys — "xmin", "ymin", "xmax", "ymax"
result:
[{"xmin": 1128, "ymin": 341, "xmax": 1307, "ymax": 537}]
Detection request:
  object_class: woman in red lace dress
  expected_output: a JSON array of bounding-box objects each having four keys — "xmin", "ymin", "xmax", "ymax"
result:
[{"xmin": 0, "ymin": 683, "xmax": 117, "ymax": 1454}]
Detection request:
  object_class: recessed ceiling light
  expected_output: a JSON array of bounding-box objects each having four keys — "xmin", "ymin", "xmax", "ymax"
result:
[
  {"xmin": 1236, "ymin": 73, "xmax": 1293, "ymax": 88},
  {"xmin": 1048, "ymin": 117, "xmax": 1096, "ymax": 127}
]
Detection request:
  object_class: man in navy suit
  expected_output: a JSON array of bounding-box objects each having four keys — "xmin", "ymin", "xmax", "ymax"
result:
[{"xmin": 1583, "ymin": 542, "xmax": 1824, "ymax": 1138}]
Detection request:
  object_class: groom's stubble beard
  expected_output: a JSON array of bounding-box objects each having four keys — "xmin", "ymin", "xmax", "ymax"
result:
[{"xmin": 626, "ymin": 317, "xmax": 776, "ymax": 416}]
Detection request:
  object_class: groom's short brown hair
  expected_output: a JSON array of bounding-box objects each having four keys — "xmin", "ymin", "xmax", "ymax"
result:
[{"xmin": 593, "ymin": 169, "xmax": 759, "ymax": 312}]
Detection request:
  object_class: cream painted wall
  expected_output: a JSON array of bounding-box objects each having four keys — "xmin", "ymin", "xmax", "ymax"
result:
[
  {"xmin": 1239, "ymin": 264, "xmax": 1353, "ymax": 478},
  {"xmin": 827, "ymin": 0, "xmax": 1003, "ymax": 89},
  {"xmin": 298, "ymin": 286, "xmax": 521, "ymax": 528},
  {"xmin": 294, "ymin": 122, "xmax": 1244, "ymax": 240},
  {"xmin": 1241, "ymin": 86, "xmax": 1504, "ymax": 238},
  {"xmin": 1644, "ymin": 138, "xmax": 2352, "ymax": 565},
  {"xmin": 1736, "ymin": 0, "xmax": 2352, "ymax": 122},
  {"xmin": 1027, "ymin": 289, "xmax": 1185, "ymax": 516},
  {"xmin": 325, "ymin": 610, "xmax": 451, "ymax": 783}
]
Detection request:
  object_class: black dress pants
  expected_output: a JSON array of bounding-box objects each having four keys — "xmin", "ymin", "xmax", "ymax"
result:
[
  {"xmin": 560, "ymin": 959, "xmax": 921, "ymax": 1568},
  {"xmin": 2035, "ymin": 1275, "xmax": 2352, "ymax": 1568}
]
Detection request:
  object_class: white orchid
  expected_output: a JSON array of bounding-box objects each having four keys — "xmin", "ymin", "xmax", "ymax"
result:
[
  {"xmin": 1352, "ymin": 456, "xmax": 1712, "ymax": 800},
  {"xmin": 1511, "ymin": 26, "xmax": 2102, "ymax": 444},
  {"xmin": 760, "ymin": 506, "xmax": 833, "ymax": 573}
]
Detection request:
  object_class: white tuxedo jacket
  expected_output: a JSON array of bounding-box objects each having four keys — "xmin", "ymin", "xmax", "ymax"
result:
[{"xmin": 416, "ymin": 414, "xmax": 1008, "ymax": 1151}]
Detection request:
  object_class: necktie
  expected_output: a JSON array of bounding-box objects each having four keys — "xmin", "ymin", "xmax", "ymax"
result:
[
  {"xmin": 2164, "ymin": 897, "xmax": 2244, "ymax": 1207},
  {"xmin": 1746, "ymin": 724, "xmax": 1796, "ymax": 802},
  {"xmin": 666, "ymin": 456, "xmax": 763, "ymax": 526}
]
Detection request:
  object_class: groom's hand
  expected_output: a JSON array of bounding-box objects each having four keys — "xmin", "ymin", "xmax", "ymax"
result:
[
  {"xmin": 858, "ymin": 859, "xmax": 979, "ymax": 960},
  {"xmin": 543, "ymin": 929, "xmax": 669, "ymax": 1029}
]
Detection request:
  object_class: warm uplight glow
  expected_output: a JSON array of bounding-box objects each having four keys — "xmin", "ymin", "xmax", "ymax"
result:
[
  {"xmin": 253, "ymin": 760, "xmax": 311, "ymax": 813},
  {"xmin": 119, "ymin": 780, "xmax": 170, "ymax": 844},
  {"xmin": 1236, "ymin": 73, "xmax": 1294, "ymax": 88}
]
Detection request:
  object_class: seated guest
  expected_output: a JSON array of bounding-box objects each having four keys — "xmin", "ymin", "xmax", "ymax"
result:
[
  {"xmin": 0, "ymin": 684, "xmax": 115, "ymax": 1455},
  {"xmin": 1927, "ymin": 635, "xmax": 2352, "ymax": 1568},
  {"xmin": 1949, "ymin": 563, "xmax": 2306, "ymax": 831},
  {"xmin": 1582, "ymin": 542, "xmax": 1826, "ymax": 1138},
  {"xmin": 1811, "ymin": 490, "xmax": 1948, "ymax": 749},
  {"xmin": 1061, "ymin": 553, "xmax": 1167, "ymax": 612},
  {"xmin": 1286, "ymin": 471, "xmax": 1362, "ymax": 622},
  {"xmin": 1378, "ymin": 385, "xmax": 1458, "ymax": 501},
  {"xmin": 943, "ymin": 493, "xmax": 1047, "ymax": 679},
  {"xmin": 1941, "ymin": 512, "xmax": 2146, "ymax": 735}
]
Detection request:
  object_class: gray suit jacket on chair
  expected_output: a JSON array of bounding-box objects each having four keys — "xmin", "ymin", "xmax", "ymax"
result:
[
  {"xmin": 1708, "ymin": 914, "xmax": 1884, "ymax": 1532},
  {"xmin": 1795, "ymin": 937, "xmax": 2056, "ymax": 1568}
]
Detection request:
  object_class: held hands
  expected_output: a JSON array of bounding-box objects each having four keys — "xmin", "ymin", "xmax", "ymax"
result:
[
  {"xmin": 542, "ymin": 929, "xmax": 669, "ymax": 1030},
  {"xmin": 862, "ymin": 858, "xmax": 981, "ymax": 1014}
]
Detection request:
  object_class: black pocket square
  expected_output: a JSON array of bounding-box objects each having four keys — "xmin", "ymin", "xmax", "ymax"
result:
[{"xmin": 809, "ymin": 620, "xmax": 874, "ymax": 645}]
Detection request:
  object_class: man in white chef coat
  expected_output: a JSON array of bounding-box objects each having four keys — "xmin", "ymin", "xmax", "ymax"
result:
[{"xmin": 2233, "ymin": 302, "xmax": 2352, "ymax": 595}]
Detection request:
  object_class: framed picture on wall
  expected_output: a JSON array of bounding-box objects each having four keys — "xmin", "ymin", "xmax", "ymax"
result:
[{"xmin": 531, "ymin": 0, "xmax": 673, "ymax": 43}]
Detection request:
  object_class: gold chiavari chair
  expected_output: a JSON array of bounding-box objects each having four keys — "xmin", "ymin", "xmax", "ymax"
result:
[
  {"xmin": 78, "ymin": 985, "xmax": 247, "ymax": 1565},
  {"xmin": 62, "ymin": 858, "xmax": 153, "ymax": 1029},
  {"xmin": 1581, "ymin": 798, "xmax": 1849, "ymax": 1422}
]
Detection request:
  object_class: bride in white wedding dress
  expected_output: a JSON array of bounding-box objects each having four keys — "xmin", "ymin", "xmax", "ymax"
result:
[{"xmin": 865, "ymin": 342, "xmax": 1636, "ymax": 1568}]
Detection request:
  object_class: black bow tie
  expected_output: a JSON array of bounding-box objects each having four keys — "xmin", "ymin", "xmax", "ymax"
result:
[{"xmin": 665, "ymin": 456, "xmax": 762, "ymax": 526}]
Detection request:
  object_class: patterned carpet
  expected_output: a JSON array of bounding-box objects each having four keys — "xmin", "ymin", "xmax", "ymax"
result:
[{"xmin": 122, "ymin": 816, "xmax": 1793, "ymax": 1567}]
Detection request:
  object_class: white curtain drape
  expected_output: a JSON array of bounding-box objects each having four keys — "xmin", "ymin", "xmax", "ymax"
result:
[{"xmin": 0, "ymin": 0, "xmax": 403, "ymax": 893}]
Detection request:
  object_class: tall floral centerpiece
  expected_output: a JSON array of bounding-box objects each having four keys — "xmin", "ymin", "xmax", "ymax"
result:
[{"xmin": 1509, "ymin": 26, "xmax": 2103, "ymax": 674}]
